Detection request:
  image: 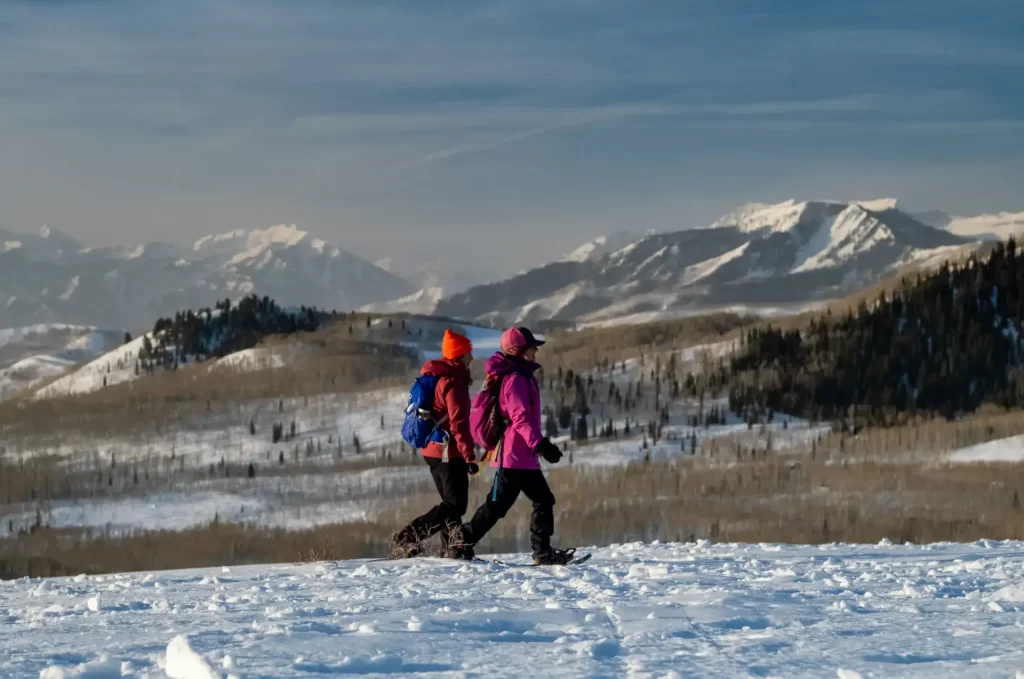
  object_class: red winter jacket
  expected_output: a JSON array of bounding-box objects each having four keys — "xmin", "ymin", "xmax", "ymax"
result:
[{"xmin": 420, "ymin": 359, "xmax": 476, "ymax": 462}]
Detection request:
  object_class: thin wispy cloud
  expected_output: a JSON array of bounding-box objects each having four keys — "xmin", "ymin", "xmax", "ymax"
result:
[{"xmin": 395, "ymin": 125, "xmax": 564, "ymax": 172}]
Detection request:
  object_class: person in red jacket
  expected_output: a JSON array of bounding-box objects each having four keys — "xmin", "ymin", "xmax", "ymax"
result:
[{"xmin": 392, "ymin": 329, "xmax": 477, "ymax": 557}]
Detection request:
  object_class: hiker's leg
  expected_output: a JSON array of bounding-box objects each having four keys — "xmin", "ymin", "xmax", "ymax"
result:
[
  {"xmin": 520, "ymin": 470, "xmax": 556, "ymax": 556},
  {"xmin": 435, "ymin": 460, "xmax": 469, "ymax": 551},
  {"xmin": 462, "ymin": 468, "xmax": 520, "ymax": 547},
  {"xmin": 400, "ymin": 458, "xmax": 457, "ymax": 543}
]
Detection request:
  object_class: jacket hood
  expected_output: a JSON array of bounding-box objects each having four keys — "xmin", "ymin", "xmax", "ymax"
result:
[
  {"xmin": 484, "ymin": 351, "xmax": 540, "ymax": 378},
  {"xmin": 421, "ymin": 358, "xmax": 471, "ymax": 381}
]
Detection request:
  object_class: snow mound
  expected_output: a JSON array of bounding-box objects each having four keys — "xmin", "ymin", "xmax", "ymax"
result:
[
  {"xmin": 989, "ymin": 585, "xmax": 1024, "ymax": 602},
  {"xmin": 39, "ymin": 654, "xmax": 121, "ymax": 679},
  {"xmin": 165, "ymin": 635, "xmax": 219, "ymax": 679}
]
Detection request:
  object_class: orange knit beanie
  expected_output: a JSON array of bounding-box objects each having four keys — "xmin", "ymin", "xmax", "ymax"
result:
[{"xmin": 442, "ymin": 329, "xmax": 473, "ymax": 360}]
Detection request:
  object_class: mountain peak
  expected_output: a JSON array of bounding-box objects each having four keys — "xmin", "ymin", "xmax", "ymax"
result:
[
  {"xmin": 711, "ymin": 198, "xmax": 900, "ymax": 235},
  {"xmin": 561, "ymin": 231, "xmax": 648, "ymax": 263},
  {"xmin": 193, "ymin": 224, "xmax": 309, "ymax": 253},
  {"xmin": 710, "ymin": 199, "xmax": 811, "ymax": 234},
  {"xmin": 248, "ymin": 224, "xmax": 309, "ymax": 249},
  {"xmin": 853, "ymin": 198, "xmax": 899, "ymax": 212}
]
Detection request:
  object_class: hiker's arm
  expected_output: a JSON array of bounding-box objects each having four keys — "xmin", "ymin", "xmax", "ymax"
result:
[
  {"xmin": 505, "ymin": 375, "xmax": 542, "ymax": 450},
  {"xmin": 445, "ymin": 380, "xmax": 476, "ymax": 461}
]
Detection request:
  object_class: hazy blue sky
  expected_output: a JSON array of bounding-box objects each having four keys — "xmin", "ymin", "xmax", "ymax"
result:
[{"xmin": 2, "ymin": 0, "xmax": 1023, "ymax": 271}]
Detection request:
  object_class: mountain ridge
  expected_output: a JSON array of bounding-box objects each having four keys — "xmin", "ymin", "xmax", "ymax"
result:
[
  {"xmin": 434, "ymin": 198, "xmax": 976, "ymax": 327},
  {"xmin": 0, "ymin": 224, "xmax": 414, "ymax": 330}
]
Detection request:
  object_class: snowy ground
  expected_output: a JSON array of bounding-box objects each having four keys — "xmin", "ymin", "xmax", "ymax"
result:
[
  {"xmin": 5, "ymin": 541, "xmax": 1024, "ymax": 678},
  {"xmin": 949, "ymin": 435, "xmax": 1024, "ymax": 464}
]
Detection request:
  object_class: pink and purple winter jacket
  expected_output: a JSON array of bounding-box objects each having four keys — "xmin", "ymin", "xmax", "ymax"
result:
[{"xmin": 484, "ymin": 352, "xmax": 543, "ymax": 470}]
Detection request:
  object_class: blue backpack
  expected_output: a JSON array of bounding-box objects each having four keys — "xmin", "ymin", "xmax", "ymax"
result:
[{"xmin": 401, "ymin": 375, "xmax": 449, "ymax": 449}]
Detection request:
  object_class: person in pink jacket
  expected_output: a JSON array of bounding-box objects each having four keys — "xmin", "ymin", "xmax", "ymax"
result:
[{"xmin": 458, "ymin": 327, "xmax": 573, "ymax": 565}]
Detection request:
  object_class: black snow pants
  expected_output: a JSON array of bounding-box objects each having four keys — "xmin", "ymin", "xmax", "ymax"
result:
[
  {"xmin": 400, "ymin": 457, "xmax": 469, "ymax": 550},
  {"xmin": 462, "ymin": 468, "xmax": 555, "ymax": 556}
]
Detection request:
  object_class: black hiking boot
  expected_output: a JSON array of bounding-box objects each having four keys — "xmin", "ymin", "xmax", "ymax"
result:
[
  {"xmin": 438, "ymin": 525, "xmax": 475, "ymax": 561},
  {"xmin": 533, "ymin": 547, "xmax": 575, "ymax": 566},
  {"xmin": 390, "ymin": 530, "xmax": 424, "ymax": 559},
  {"xmin": 441, "ymin": 543, "xmax": 475, "ymax": 561}
]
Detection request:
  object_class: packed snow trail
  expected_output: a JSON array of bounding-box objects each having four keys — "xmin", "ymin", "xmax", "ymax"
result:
[{"xmin": 4, "ymin": 542, "xmax": 1024, "ymax": 678}]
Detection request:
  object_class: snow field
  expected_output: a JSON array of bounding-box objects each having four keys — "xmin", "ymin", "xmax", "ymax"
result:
[
  {"xmin": 948, "ymin": 435, "xmax": 1024, "ymax": 464},
  {"xmin": 5, "ymin": 541, "xmax": 1024, "ymax": 678},
  {"xmin": 35, "ymin": 334, "xmax": 151, "ymax": 398}
]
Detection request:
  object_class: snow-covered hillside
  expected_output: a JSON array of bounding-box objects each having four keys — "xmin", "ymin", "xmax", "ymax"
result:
[
  {"xmin": 6, "ymin": 540, "xmax": 1024, "ymax": 678},
  {"xmin": 0, "ymin": 224, "xmax": 413, "ymax": 330},
  {"xmin": 0, "ymin": 324, "xmax": 124, "ymax": 400},
  {"xmin": 437, "ymin": 198, "xmax": 973, "ymax": 326},
  {"xmin": 561, "ymin": 231, "xmax": 647, "ymax": 263},
  {"xmin": 360, "ymin": 286, "xmax": 446, "ymax": 315},
  {"xmin": 28, "ymin": 317, "xmax": 502, "ymax": 401},
  {"xmin": 35, "ymin": 333, "xmax": 151, "ymax": 398}
]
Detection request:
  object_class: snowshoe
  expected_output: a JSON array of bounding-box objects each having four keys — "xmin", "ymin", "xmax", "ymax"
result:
[
  {"xmin": 389, "ymin": 531, "xmax": 424, "ymax": 559},
  {"xmin": 439, "ymin": 543, "xmax": 475, "ymax": 561},
  {"xmin": 533, "ymin": 547, "xmax": 576, "ymax": 566}
]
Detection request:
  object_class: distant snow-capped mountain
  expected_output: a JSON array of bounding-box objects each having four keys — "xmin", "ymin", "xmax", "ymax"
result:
[
  {"xmin": 560, "ymin": 231, "xmax": 648, "ymax": 263},
  {"xmin": 435, "ymin": 199, "xmax": 975, "ymax": 326},
  {"xmin": 946, "ymin": 211, "xmax": 1024, "ymax": 242},
  {"xmin": 373, "ymin": 257, "xmax": 493, "ymax": 297},
  {"xmin": 912, "ymin": 208, "xmax": 1024, "ymax": 241},
  {"xmin": 0, "ymin": 224, "xmax": 414, "ymax": 330}
]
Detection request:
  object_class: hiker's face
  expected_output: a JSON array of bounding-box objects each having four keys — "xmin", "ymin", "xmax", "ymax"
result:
[
  {"xmin": 524, "ymin": 347, "xmax": 538, "ymax": 362},
  {"xmin": 459, "ymin": 353, "xmax": 473, "ymax": 367}
]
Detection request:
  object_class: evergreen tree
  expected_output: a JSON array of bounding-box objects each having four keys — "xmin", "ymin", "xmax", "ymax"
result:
[{"xmin": 726, "ymin": 240, "xmax": 1024, "ymax": 425}]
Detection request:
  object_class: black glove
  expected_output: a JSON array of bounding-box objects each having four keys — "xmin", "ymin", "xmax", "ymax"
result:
[
  {"xmin": 467, "ymin": 462, "xmax": 480, "ymax": 476},
  {"xmin": 537, "ymin": 438, "xmax": 562, "ymax": 464}
]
